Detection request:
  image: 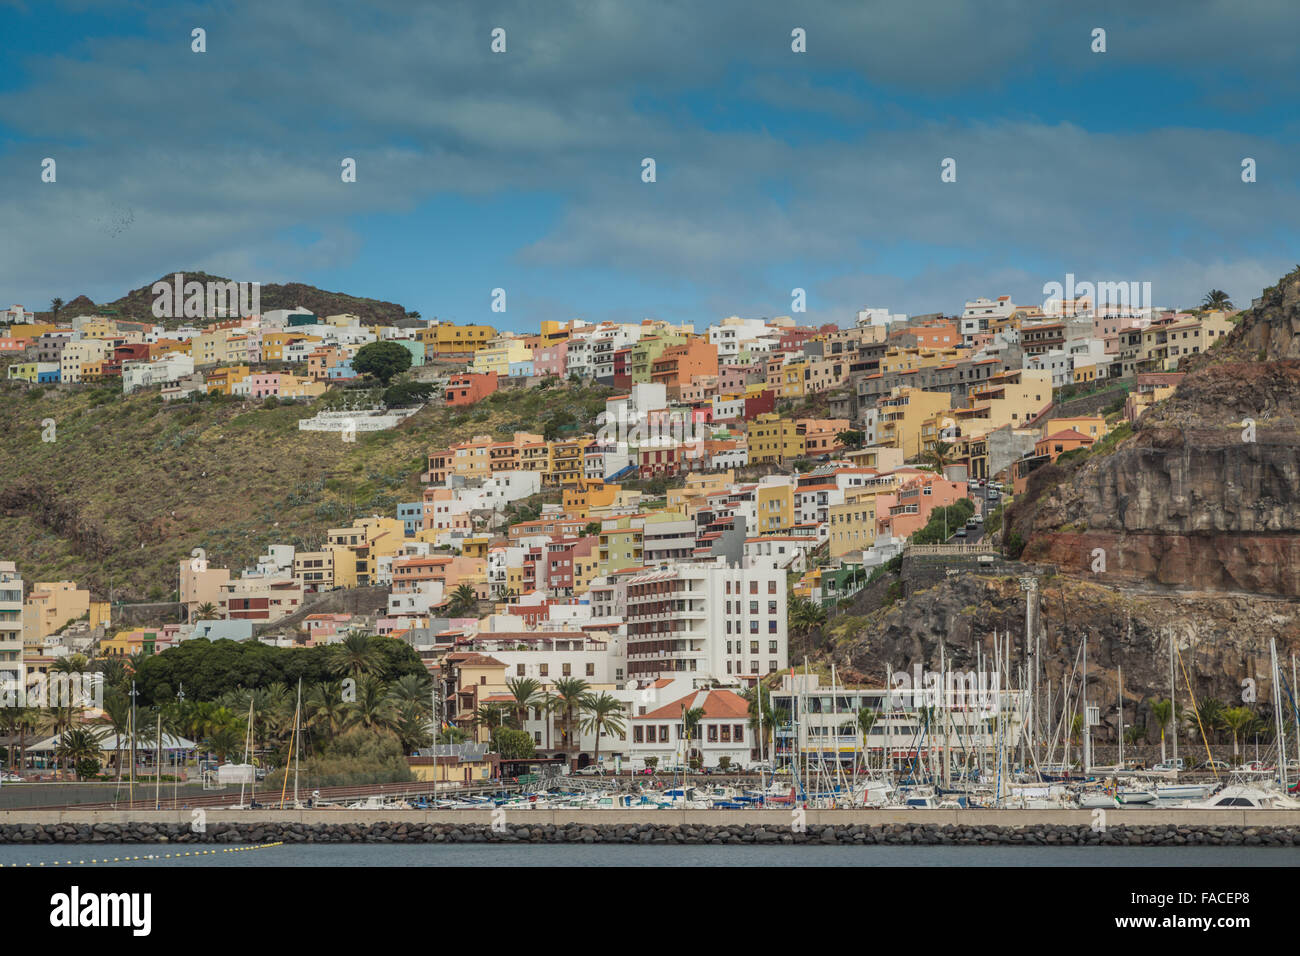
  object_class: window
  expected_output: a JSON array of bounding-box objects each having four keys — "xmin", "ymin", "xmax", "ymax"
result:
[
  {"xmin": 750, "ymin": 641, "xmax": 759, "ymax": 655},
  {"xmin": 659, "ymin": 725, "xmax": 669, "ymax": 743},
  {"xmin": 768, "ymin": 580, "xmax": 777, "ymax": 594},
  {"xmin": 634, "ymin": 726, "xmax": 644, "ymax": 743},
  {"xmin": 539, "ymin": 664, "xmax": 549, "ymax": 677},
  {"xmin": 708, "ymin": 725, "xmax": 718, "ymax": 743}
]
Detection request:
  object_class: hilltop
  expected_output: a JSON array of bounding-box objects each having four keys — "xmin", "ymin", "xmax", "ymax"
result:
[
  {"xmin": 47, "ymin": 272, "xmax": 419, "ymax": 327},
  {"xmin": 0, "ymin": 380, "xmax": 613, "ymax": 601}
]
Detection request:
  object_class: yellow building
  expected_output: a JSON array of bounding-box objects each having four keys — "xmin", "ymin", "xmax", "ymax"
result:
[
  {"xmin": 755, "ymin": 481, "xmax": 794, "ymax": 534},
  {"xmin": 563, "ymin": 480, "xmax": 621, "ymax": 519},
  {"xmin": 205, "ymin": 364, "xmax": 252, "ymax": 395},
  {"xmin": 748, "ymin": 414, "xmax": 805, "ymax": 464},
  {"xmin": 293, "ymin": 545, "xmax": 358, "ymax": 591},
  {"xmin": 597, "ymin": 516, "xmax": 645, "ymax": 575},
  {"xmin": 876, "ymin": 387, "xmax": 954, "ymax": 460},
  {"xmin": 418, "ymin": 322, "xmax": 495, "ymax": 358},
  {"xmin": 22, "ymin": 582, "xmax": 91, "ymax": 642},
  {"xmin": 828, "ymin": 492, "xmax": 878, "ymax": 559},
  {"xmin": 667, "ymin": 470, "xmax": 734, "ymax": 512},
  {"xmin": 327, "ymin": 517, "xmax": 408, "ymax": 586},
  {"xmin": 471, "ymin": 336, "xmax": 532, "ymax": 376},
  {"xmin": 1041, "ymin": 415, "xmax": 1110, "ymax": 440},
  {"xmin": 547, "ymin": 437, "xmax": 591, "ymax": 487}
]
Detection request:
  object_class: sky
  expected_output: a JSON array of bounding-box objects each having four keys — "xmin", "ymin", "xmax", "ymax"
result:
[{"xmin": 1, "ymin": 0, "xmax": 1298, "ymax": 330}]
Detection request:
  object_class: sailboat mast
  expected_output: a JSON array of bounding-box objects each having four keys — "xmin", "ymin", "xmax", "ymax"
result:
[
  {"xmin": 293, "ymin": 678, "xmax": 302, "ymax": 807},
  {"xmin": 1169, "ymin": 628, "xmax": 1178, "ymax": 767}
]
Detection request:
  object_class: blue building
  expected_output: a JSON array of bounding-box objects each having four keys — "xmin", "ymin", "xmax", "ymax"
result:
[{"xmin": 397, "ymin": 501, "xmax": 424, "ymax": 536}]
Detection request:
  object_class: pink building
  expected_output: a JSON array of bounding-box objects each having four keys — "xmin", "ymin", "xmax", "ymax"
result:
[
  {"xmin": 532, "ymin": 340, "xmax": 569, "ymax": 377},
  {"xmin": 877, "ymin": 475, "xmax": 967, "ymax": 539},
  {"xmin": 248, "ymin": 373, "xmax": 281, "ymax": 398}
]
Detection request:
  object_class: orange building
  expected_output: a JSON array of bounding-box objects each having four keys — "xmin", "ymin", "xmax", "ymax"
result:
[
  {"xmin": 650, "ymin": 340, "xmax": 718, "ymax": 391},
  {"xmin": 446, "ymin": 371, "xmax": 499, "ymax": 406},
  {"xmin": 1034, "ymin": 428, "xmax": 1095, "ymax": 462}
]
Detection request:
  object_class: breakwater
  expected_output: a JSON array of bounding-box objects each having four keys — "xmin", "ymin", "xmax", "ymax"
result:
[{"xmin": 2, "ymin": 810, "xmax": 1298, "ymax": 847}]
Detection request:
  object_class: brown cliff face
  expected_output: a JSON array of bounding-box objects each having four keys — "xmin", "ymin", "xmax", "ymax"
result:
[
  {"xmin": 1007, "ymin": 270, "xmax": 1300, "ymax": 596},
  {"xmin": 827, "ymin": 575, "xmax": 1300, "ymax": 733}
]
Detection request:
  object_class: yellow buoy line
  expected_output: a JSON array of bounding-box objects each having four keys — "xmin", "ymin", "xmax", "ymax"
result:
[{"xmin": 3, "ymin": 841, "xmax": 284, "ymax": 866}]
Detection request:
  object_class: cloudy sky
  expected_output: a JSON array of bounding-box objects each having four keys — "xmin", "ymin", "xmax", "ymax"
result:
[{"xmin": 1, "ymin": 0, "xmax": 1297, "ymax": 329}]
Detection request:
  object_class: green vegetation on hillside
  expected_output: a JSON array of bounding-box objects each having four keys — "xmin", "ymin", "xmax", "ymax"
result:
[{"xmin": 0, "ymin": 378, "xmax": 612, "ymax": 600}]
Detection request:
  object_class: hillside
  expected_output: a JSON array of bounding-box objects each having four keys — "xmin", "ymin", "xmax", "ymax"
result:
[
  {"xmin": 1002, "ymin": 267, "xmax": 1300, "ymax": 596},
  {"xmin": 48, "ymin": 272, "xmax": 418, "ymax": 327},
  {"xmin": 0, "ymin": 380, "xmax": 612, "ymax": 600}
]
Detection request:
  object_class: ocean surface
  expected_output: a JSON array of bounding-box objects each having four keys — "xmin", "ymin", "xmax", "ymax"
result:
[{"xmin": 1, "ymin": 843, "xmax": 1296, "ymax": 867}]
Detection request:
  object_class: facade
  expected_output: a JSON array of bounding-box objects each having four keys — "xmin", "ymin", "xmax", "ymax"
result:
[{"xmin": 624, "ymin": 560, "xmax": 787, "ymax": 682}]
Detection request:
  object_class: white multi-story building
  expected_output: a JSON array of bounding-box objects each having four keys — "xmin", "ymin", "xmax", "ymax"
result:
[
  {"xmin": 624, "ymin": 559, "xmax": 787, "ymax": 683},
  {"xmin": 708, "ymin": 318, "xmax": 770, "ymax": 366},
  {"xmin": 0, "ymin": 562, "xmax": 24, "ymax": 697},
  {"xmin": 960, "ymin": 296, "xmax": 1017, "ymax": 346}
]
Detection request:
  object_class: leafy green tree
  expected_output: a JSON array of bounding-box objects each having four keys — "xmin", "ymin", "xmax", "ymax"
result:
[
  {"xmin": 490, "ymin": 727, "xmax": 536, "ymax": 760},
  {"xmin": 352, "ymin": 341, "xmax": 412, "ymax": 385},
  {"xmin": 837, "ymin": 429, "xmax": 864, "ymax": 450}
]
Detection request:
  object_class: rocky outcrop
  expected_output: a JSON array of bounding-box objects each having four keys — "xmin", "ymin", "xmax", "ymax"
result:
[
  {"xmin": 827, "ymin": 573, "xmax": 1300, "ymax": 730},
  {"xmin": 1006, "ymin": 270, "xmax": 1300, "ymax": 597}
]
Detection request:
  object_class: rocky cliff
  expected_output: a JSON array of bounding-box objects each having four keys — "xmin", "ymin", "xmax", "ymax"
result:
[
  {"xmin": 1005, "ymin": 269, "xmax": 1300, "ymax": 597},
  {"xmin": 825, "ymin": 573, "xmax": 1300, "ymax": 738}
]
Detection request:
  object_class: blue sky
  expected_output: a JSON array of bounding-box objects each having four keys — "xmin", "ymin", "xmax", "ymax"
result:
[{"xmin": 1, "ymin": 0, "xmax": 1297, "ymax": 329}]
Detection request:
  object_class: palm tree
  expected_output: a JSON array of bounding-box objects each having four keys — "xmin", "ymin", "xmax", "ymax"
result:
[
  {"xmin": 447, "ymin": 583, "xmax": 479, "ymax": 617},
  {"xmin": 94, "ymin": 689, "xmax": 132, "ymax": 781},
  {"xmin": 539, "ymin": 691, "xmax": 559, "ymax": 751},
  {"xmin": 787, "ymin": 597, "xmax": 826, "ymax": 658},
  {"xmin": 305, "ymin": 681, "xmax": 349, "ymax": 734},
  {"xmin": 925, "ymin": 439, "xmax": 954, "ymax": 475},
  {"xmin": 551, "ymin": 678, "xmax": 590, "ymax": 762},
  {"xmin": 387, "ymin": 673, "xmax": 432, "ymax": 713},
  {"xmin": 345, "ymin": 676, "xmax": 399, "ymax": 733},
  {"xmin": 330, "ymin": 633, "xmax": 385, "ymax": 681},
  {"xmin": 49, "ymin": 297, "xmax": 64, "ymax": 321},
  {"xmin": 506, "ymin": 677, "xmax": 542, "ymax": 731},
  {"xmin": 473, "ymin": 704, "xmax": 508, "ymax": 737},
  {"xmin": 1201, "ymin": 290, "xmax": 1233, "ymax": 311},
  {"xmin": 1191, "ymin": 697, "xmax": 1224, "ymax": 745},
  {"xmin": 682, "ymin": 706, "xmax": 705, "ymax": 772},
  {"xmin": 194, "ymin": 602, "xmax": 218, "ymax": 621},
  {"xmin": 1150, "ymin": 698, "xmax": 1173, "ymax": 765},
  {"xmin": 56, "ymin": 727, "xmax": 105, "ymax": 779},
  {"xmin": 1221, "ymin": 706, "xmax": 1255, "ymax": 760},
  {"xmin": 579, "ymin": 693, "xmax": 625, "ymax": 766}
]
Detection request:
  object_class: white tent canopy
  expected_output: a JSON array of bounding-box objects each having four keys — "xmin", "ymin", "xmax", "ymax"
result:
[{"xmin": 26, "ymin": 732, "xmax": 197, "ymax": 753}]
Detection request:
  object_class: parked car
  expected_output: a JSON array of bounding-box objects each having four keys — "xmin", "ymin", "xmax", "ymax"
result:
[
  {"xmin": 973, "ymin": 513, "xmax": 984, "ymax": 524},
  {"xmin": 954, "ymin": 528, "xmax": 967, "ymax": 538},
  {"xmin": 1198, "ymin": 759, "xmax": 1231, "ymax": 772},
  {"xmin": 966, "ymin": 518, "xmax": 978, "ymax": 529},
  {"xmin": 1151, "ymin": 759, "xmax": 1185, "ymax": 772},
  {"xmin": 637, "ymin": 766, "xmax": 656, "ymax": 775},
  {"xmin": 0, "ymin": 771, "xmax": 22, "ymax": 783},
  {"xmin": 574, "ymin": 765, "xmax": 606, "ymax": 776}
]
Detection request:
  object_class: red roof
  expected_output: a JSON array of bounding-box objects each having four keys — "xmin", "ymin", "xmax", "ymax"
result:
[{"xmin": 638, "ymin": 689, "xmax": 750, "ymax": 720}]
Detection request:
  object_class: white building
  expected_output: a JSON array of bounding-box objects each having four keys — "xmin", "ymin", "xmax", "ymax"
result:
[
  {"xmin": 960, "ymin": 296, "xmax": 1017, "ymax": 346},
  {"xmin": 624, "ymin": 559, "xmax": 787, "ymax": 683},
  {"xmin": 0, "ymin": 562, "xmax": 24, "ymax": 698},
  {"xmin": 628, "ymin": 688, "xmax": 753, "ymax": 770}
]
